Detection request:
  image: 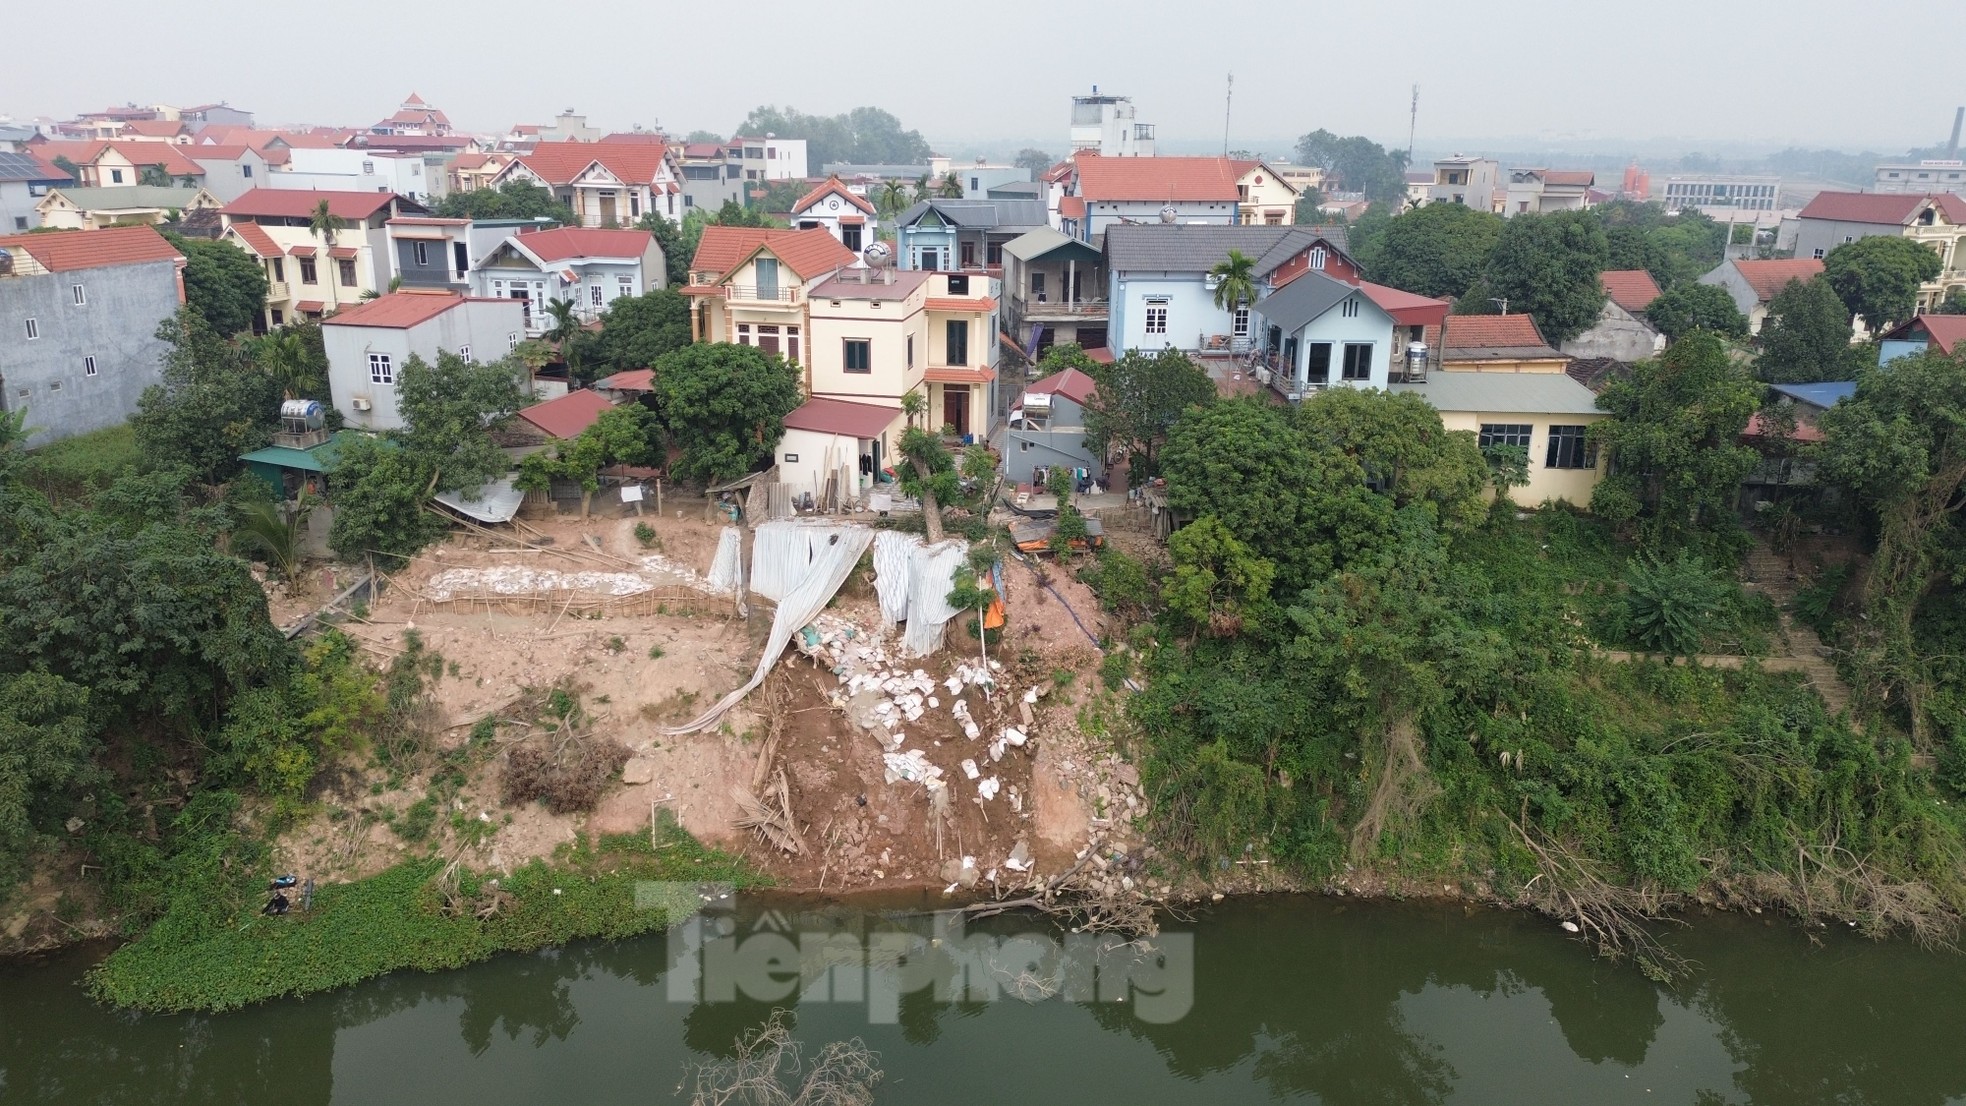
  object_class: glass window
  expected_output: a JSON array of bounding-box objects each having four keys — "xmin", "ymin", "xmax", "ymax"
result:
[
  {"xmin": 1478, "ymin": 423, "xmax": 1532, "ymax": 450},
  {"xmin": 299, "ymin": 257, "xmax": 317, "ymax": 284},
  {"xmin": 1233, "ymin": 307, "xmax": 1249, "ymax": 337},
  {"xmin": 337, "ymin": 259, "xmax": 357, "ymax": 286},
  {"xmin": 1545, "ymin": 425, "xmax": 1596, "ymax": 469},
  {"xmin": 369, "ymin": 353, "xmax": 394, "ymax": 384},
  {"xmin": 843, "ymin": 339, "xmax": 872, "ymax": 372},
  {"xmin": 1341, "ymin": 342, "xmax": 1373, "ymax": 380}
]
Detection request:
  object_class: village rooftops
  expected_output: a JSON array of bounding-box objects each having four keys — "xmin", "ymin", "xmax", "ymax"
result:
[
  {"xmin": 222, "ymin": 187, "xmax": 412, "ymax": 221},
  {"xmin": 505, "ymin": 227, "xmax": 653, "ymax": 263},
  {"xmin": 41, "ymin": 184, "xmax": 211, "ymax": 210},
  {"xmin": 782, "ymin": 396, "xmax": 902, "ymax": 439},
  {"xmin": 0, "ymin": 224, "xmax": 183, "ymax": 272},
  {"xmin": 1600, "ymin": 270, "xmax": 1663, "ymax": 313},
  {"xmin": 894, "ymin": 198, "xmax": 1049, "ymax": 231},
  {"xmin": 1390, "ymin": 372, "xmax": 1600, "ymax": 415},
  {"xmin": 1023, "ymin": 366, "xmax": 1098, "ymax": 406},
  {"xmin": 1103, "ymin": 223, "xmax": 1352, "ymax": 276},
  {"xmin": 1072, "ymin": 154, "xmax": 1243, "ymax": 201},
  {"xmin": 792, "ymin": 176, "xmax": 877, "ymax": 217},
  {"xmin": 0, "ymin": 151, "xmax": 72, "ymax": 182},
  {"xmin": 517, "ymin": 389, "xmax": 614, "ymax": 439},
  {"xmin": 1796, "ymin": 191, "xmax": 1966, "ymax": 225},
  {"xmin": 810, "ymin": 269, "xmax": 934, "ymax": 299},
  {"xmin": 320, "ymin": 289, "xmax": 503, "ymax": 329},
  {"xmin": 1880, "ymin": 314, "xmax": 1966, "ymax": 355},
  {"xmin": 1440, "ymin": 314, "xmax": 1566, "ymax": 360},
  {"xmin": 508, "ymin": 140, "xmax": 670, "ymax": 185},
  {"xmin": 1001, "ymin": 228, "xmax": 1102, "ymax": 263},
  {"xmin": 687, "ymin": 226, "xmax": 856, "ymax": 282},
  {"xmin": 1724, "ymin": 258, "xmax": 1825, "ymax": 302}
]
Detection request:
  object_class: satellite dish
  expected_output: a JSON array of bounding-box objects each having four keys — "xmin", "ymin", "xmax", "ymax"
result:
[
  {"xmin": 861, "ymin": 241, "xmax": 892, "ymax": 269},
  {"xmin": 1158, "ymin": 205, "xmax": 1177, "ymax": 224}
]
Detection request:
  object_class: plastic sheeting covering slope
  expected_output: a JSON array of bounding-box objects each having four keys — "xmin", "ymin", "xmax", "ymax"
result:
[
  {"xmin": 659, "ymin": 524, "xmax": 875, "ymax": 736},
  {"xmin": 705, "ymin": 527, "xmax": 742, "ymax": 594},
  {"xmin": 751, "ymin": 521, "xmax": 867, "ymax": 602},
  {"xmin": 871, "ymin": 530, "xmax": 969, "ymax": 658}
]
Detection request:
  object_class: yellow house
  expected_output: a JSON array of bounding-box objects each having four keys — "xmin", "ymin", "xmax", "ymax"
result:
[
  {"xmin": 35, "ymin": 184, "xmax": 220, "ymax": 229},
  {"xmin": 1234, "ymin": 159, "xmax": 1301, "ymax": 225},
  {"xmin": 684, "ymin": 226, "xmax": 859, "ymax": 369},
  {"xmin": 804, "ymin": 268, "xmax": 1000, "ymax": 442},
  {"xmin": 1391, "ymin": 371, "xmax": 1607, "ymax": 505},
  {"xmin": 1438, "ymin": 313, "xmax": 1572, "ymax": 374}
]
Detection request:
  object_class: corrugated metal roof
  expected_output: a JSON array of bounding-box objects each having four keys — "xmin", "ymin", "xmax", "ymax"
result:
[
  {"xmin": 0, "ymin": 151, "xmax": 68, "ymax": 183},
  {"xmin": 1253, "ymin": 271, "xmax": 1362, "ymax": 332},
  {"xmin": 1391, "ymin": 372, "xmax": 1602, "ymax": 415},
  {"xmin": 897, "ymin": 199, "xmax": 1048, "ymax": 231},
  {"xmin": 1002, "ymin": 228, "xmax": 1100, "ymax": 263},
  {"xmin": 1769, "ymin": 382, "xmax": 1858, "ymax": 409}
]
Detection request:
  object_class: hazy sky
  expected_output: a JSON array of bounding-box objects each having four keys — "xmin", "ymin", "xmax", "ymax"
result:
[{"xmin": 2, "ymin": 0, "xmax": 1956, "ymax": 155}]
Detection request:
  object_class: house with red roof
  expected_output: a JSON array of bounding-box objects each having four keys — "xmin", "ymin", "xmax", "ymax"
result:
[
  {"xmin": 0, "ymin": 151, "xmax": 74, "ymax": 231},
  {"xmin": 219, "ymin": 188, "xmax": 431, "ymax": 327},
  {"xmin": 1560, "ymin": 270, "xmax": 1667, "ymax": 362},
  {"xmin": 27, "ymin": 139, "xmax": 205, "ymax": 189},
  {"xmin": 1001, "ymin": 366, "xmax": 1104, "ymax": 487},
  {"xmin": 1698, "ymin": 258, "xmax": 1826, "ymax": 334},
  {"xmin": 1879, "ymin": 314, "xmax": 1966, "ymax": 365},
  {"xmin": 321, "ymin": 291, "xmax": 526, "ymax": 431},
  {"xmin": 470, "ymin": 226, "xmax": 665, "ymax": 333},
  {"xmin": 789, "ymin": 176, "xmax": 878, "ymax": 253},
  {"xmin": 683, "ymin": 225, "xmax": 856, "ymax": 360},
  {"xmin": 1231, "ymin": 160, "xmax": 1301, "ymax": 226},
  {"xmin": 1503, "ymin": 169, "xmax": 1596, "ymax": 216},
  {"xmin": 1793, "ymin": 191, "xmax": 1966, "ymax": 312},
  {"xmin": 774, "ymin": 396, "xmax": 906, "ymax": 507},
  {"xmin": 1437, "ymin": 313, "xmax": 1571, "ymax": 373},
  {"xmin": 0, "ymin": 225, "xmax": 185, "ymax": 443},
  {"xmin": 491, "ymin": 140, "xmax": 684, "ymax": 227},
  {"xmin": 370, "ymin": 93, "xmax": 452, "ymax": 138},
  {"xmin": 1065, "ymin": 153, "xmax": 1244, "ymax": 240}
]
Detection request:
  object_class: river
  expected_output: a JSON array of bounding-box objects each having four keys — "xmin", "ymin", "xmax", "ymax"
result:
[{"xmin": 3, "ymin": 893, "xmax": 1962, "ymax": 1105}]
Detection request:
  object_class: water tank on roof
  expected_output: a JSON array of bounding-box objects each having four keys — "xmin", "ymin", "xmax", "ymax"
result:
[
  {"xmin": 1159, "ymin": 205, "xmax": 1177, "ymax": 224},
  {"xmin": 281, "ymin": 399, "xmax": 325, "ymax": 429},
  {"xmin": 862, "ymin": 241, "xmax": 892, "ymax": 269}
]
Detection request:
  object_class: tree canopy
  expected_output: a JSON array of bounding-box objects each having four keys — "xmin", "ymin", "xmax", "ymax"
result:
[
  {"xmin": 1643, "ymin": 282, "xmax": 1748, "ymax": 342},
  {"xmin": 1354, "ymin": 202, "xmax": 1503, "ymax": 298},
  {"xmin": 1596, "ymin": 201, "xmax": 1727, "ymax": 290},
  {"xmin": 733, "ymin": 106, "xmax": 930, "ymax": 170},
  {"xmin": 1292, "ymin": 130, "xmax": 1409, "ymax": 206},
  {"xmin": 1587, "ymin": 332, "xmax": 1760, "ymax": 550},
  {"xmin": 432, "ymin": 180, "xmax": 574, "ymax": 225},
  {"xmin": 132, "ymin": 309, "xmax": 281, "ymax": 486},
  {"xmin": 1082, "ymin": 348, "xmax": 1217, "ymax": 480},
  {"xmin": 595, "ymin": 287, "xmax": 691, "ymax": 375},
  {"xmin": 1755, "ymin": 277, "xmax": 1862, "ymax": 383},
  {"xmin": 651, "ymin": 343, "xmax": 802, "ymax": 484},
  {"xmin": 1823, "ymin": 236, "xmax": 1945, "ymax": 335},
  {"xmin": 1012, "ymin": 148, "xmax": 1056, "ymax": 174},
  {"xmin": 166, "ymin": 232, "xmax": 268, "ymax": 337},
  {"xmin": 1469, "ymin": 210, "xmax": 1610, "ymax": 344}
]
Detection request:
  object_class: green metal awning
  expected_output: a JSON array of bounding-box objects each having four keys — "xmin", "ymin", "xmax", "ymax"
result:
[{"xmin": 238, "ymin": 430, "xmax": 375, "ymax": 474}]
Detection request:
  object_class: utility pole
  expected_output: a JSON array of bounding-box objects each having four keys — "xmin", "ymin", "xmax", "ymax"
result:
[
  {"xmin": 1223, "ymin": 73, "xmax": 1233, "ymax": 157},
  {"xmin": 1407, "ymin": 84, "xmax": 1419, "ymax": 163}
]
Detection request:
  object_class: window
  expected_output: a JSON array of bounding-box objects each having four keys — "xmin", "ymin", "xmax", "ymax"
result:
[
  {"xmin": 1309, "ymin": 246, "xmax": 1327, "ymax": 270},
  {"xmin": 987, "ymin": 241, "xmax": 1002, "ymax": 265},
  {"xmin": 11, "ymin": 217, "xmax": 23, "ymax": 231},
  {"xmin": 1546, "ymin": 424, "xmax": 1595, "ymax": 469},
  {"xmin": 906, "ymin": 334, "xmax": 915, "ymax": 368},
  {"xmin": 1031, "ymin": 272, "xmax": 1047, "ymax": 303},
  {"xmin": 414, "ymin": 241, "xmax": 429, "ymax": 267},
  {"xmin": 369, "ymin": 353, "xmax": 394, "ymax": 384},
  {"xmin": 508, "ymin": 332, "xmax": 519, "ymax": 351},
  {"xmin": 947, "ymin": 274, "xmax": 969, "ymax": 295},
  {"xmin": 786, "ymin": 325, "xmax": 800, "ymax": 363},
  {"xmin": 1144, "ymin": 296, "xmax": 1169, "ymax": 335},
  {"xmin": 970, "ymin": 176, "xmax": 980, "ymax": 191},
  {"xmin": 110, "ymin": 169, "xmax": 124, "ymax": 184},
  {"xmin": 299, "ymin": 257, "xmax": 317, "ymax": 284},
  {"xmin": 337, "ymin": 259, "xmax": 357, "ymax": 286},
  {"xmin": 242, "ymin": 164, "xmax": 253, "ymax": 178},
  {"xmin": 24, "ymin": 318, "xmax": 37, "ymax": 340},
  {"xmin": 960, "ymin": 241, "xmax": 975, "ymax": 267},
  {"xmin": 1478, "ymin": 423, "xmax": 1532, "ymax": 451},
  {"xmin": 1233, "ymin": 307, "xmax": 1250, "ymax": 337},
  {"xmin": 757, "ymin": 324, "xmax": 781, "ymax": 355},
  {"xmin": 49, "ymin": 380, "xmax": 61, "ymax": 393},
  {"xmin": 737, "ymin": 323, "xmax": 752, "ymax": 345},
  {"xmin": 270, "ymin": 257, "xmax": 284, "ymax": 283},
  {"xmin": 84, "ymin": 356, "xmax": 98, "ymax": 377},
  {"xmin": 1340, "ymin": 297, "xmax": 1360, "ymax": 318},
  {"xmin": 590, "ymin": 283, "xmax": 604, "ymax": 307},
  {"xmin": 946, "ymin": 319, "xmax": 968, "ymax": 366},
  {"xmin": 630, "ymin": 194, "xmax": 641, "ymax": 218},
  {"xmin": 1341, "ymin": 342, "xmax": 1373, "ymax": 381},
  {"xmin": 1306, "ymin": 342, "xmax": 1332, "ymax": 383},
  {"xmin": 270, "ymin": 309, "xmax": 284, "ymax": 325},
  {"xmin": 617, "ymin": 275, "xmax": 634, "ymax": 297},
  {"xmin": 843, "ymin": 338, "xmax": 871, "ymax": 373},
  {"xmin": 458, "ymin": 345, "xmax": 472, "ymax": 363},
  {"xmin": 841, "ymin": 223, "xmax": 862, "ymax": 252},
  {"xmin": 1812, "ymin": 248, "xmax": 1826, "ymax": 259},
  {"xmin": 72, "ymin": 284, "xmax": 86, "ymax": 306},
  {"xmin": 361, "ymin": 160, "xmax": 374, "ymax": 175}
]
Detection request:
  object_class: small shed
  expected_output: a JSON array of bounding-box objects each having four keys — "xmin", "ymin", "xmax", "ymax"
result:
[
  {"xmin": 516, "ymin": 388, "xmax": 614, "ymax": 440},
  {"xmin": 1002, "ymin": 366, "xmax": 1104, "ymax": 488},
  {"xmin": 239, "ymin": 430, "xmax": 371, "ymax": 499},
  {"xmin": 777, "ymin": 397, "xmax": 903, "ymax": 510}
]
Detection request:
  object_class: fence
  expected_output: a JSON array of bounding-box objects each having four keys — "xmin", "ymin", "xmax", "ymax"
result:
[{"xmin": 404, "ymin": 583, "xmax": 731, "ymax": 621}]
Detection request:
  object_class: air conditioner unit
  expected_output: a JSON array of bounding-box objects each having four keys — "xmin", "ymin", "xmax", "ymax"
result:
[
  {"xmin": 1203, "ymin": 274, "xmax": 1222, "ymax": 290},
  {"xmin": 351, "ymin": 397, "xmax": 373, "ymax": 411}
]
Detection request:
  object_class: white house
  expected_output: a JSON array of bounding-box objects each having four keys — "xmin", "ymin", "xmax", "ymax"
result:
[
  {"xmin": 321, "ymin": 290, "xmax": 527, "ymax": 431},
  {"xmin": 788, "ymin": 176, "xmax": 877, "ymax": 254},
  {"xmin": 775, "ymin": 396, "xmax": 905, "ymax": 508},
  {"xmin": 470, "ymin": 226, "xmax": 664, "ymax": 333},
  {"xmin": 1250, "ymin": 272, "xmax": 1411, "ymax": 398},
  {"xmin": 275, "ymin": 147, "xmax": 436, "ymax": 202},
  {"xmin": 729, "ymin": 135, "xmax": 808, "ymax": 181},
  {"xmin": 1068, "ymin": 154, "xmax": 1241, "ymax": 240},
  {"xmin": 493, "ymin": 140, "xmax": 682, "ymax": 227}
]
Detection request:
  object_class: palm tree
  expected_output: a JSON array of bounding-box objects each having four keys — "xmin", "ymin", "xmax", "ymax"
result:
[
  {"xmin": 231, "ymin": 494, "xmax": 315, "ymax": 584},
  {"xmin": 248, "ymin": 329, "xmax": 325, "ymax": 400},
  {"xmin": 309, "ymin": 199, "xmax": 346, "ymax": 247},
  {"xmin": 937, "ymin": 174, "xmax": 964, "ymax": 199},
  {"xmin": 544, "ymin": 297, "xmax": 584, "ymax": 380},
  {"xmin": 138, "ymin": 164, "xmax": 172, "ymax": 188},
  {"xmin": 360, "ymin": 276, "xmax": 404, "ymax": 301},
  {"xmin": 877, "ymin": 179, "xmax": 911, "ymax": 218},
  {"xmin": 912, "ymin": 173, "xmax": 935, "ymax": 203},
  {"xmin": 1210, "ymin": 248, "xmax": 1259, "ymax": 321}
]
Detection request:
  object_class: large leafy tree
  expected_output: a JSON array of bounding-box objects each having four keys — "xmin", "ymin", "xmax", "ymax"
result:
[
  {"xmin": 1596, "ymin": 201, "xmax": 1727, "ymax": 290},
  {"xmin": 1292, "ymin": 130, "xmax": 1408, "ymax": 206},
  {"xmin": 132, "ymin": 309, "xmax": 282, "ymax": 486},
  {"xmin": 1643, "ymin": 282, "xmax": 1748, "ymax": 342},
  {"xmin": 0, "ymin": 672, "xmax": 94, "ymax": 902},
  {"xmin": 1587, "ymin": 331, "xmax": 1760, "ymax": 550},
  {"xmin": 1082, "ymin": 348, "xmax": 1217, "ymax": 480},
  {"xmin": 595, "ymin": 287, "xmax": 691, "ymax": 373},
  {"xmin": 1292, "ymin": 388, "xmax": 1488, "ymax": 532},
  {"xmin": 325, "ymin": 436, "xmax": 446, "ymax": 562},
  {"xmin": 1756, "ymin": 277, "xmax": 1862, "ymax": 383},
  {"xmin": 634, "ymin": 213, "xmax": 690, "ymax": 286},
  {"xmin": 1816, "ymin": 348, "xmax": 1966, "ymax": 743},
  {"xmin": 165, "ymin": 232, "xmax": 268, "ymax": 337},
  {"xmin": 246, "ymin": 321, "xmax": 329, "ymax": 401},
  {"xmin": 1823, "ymin": 236, "xmax": 1945, "ymax": 335},
  {"xmin": 432, "ymin": 180, "xmax": 573, "ymax": 225},
  {"xmin": 1472, "ymin": 210, "xmax": 1609, "ymax": 344},
  {"xmin": 1354, "ymin": 202, "xmax": 1503, "ymax": 298},
  {"xmin": 652, "ymin": 342, "xmax": 801, "ymax": 484},
  {"xmin": 1012, "ymin": 148, "xmax": 1056, "ymax": 174},
  {"xmin": 733, "ymin": 105, "xmax": 930, "ymax": 169},
  {"xmin": 394, "ymin": 351, "xmax": 526, "ymax": 493}
]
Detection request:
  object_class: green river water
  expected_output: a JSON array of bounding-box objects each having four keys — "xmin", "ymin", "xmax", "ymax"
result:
[{"xmin": 3, "ymin": 893, "xmax": 1963, "ymax": 1105}]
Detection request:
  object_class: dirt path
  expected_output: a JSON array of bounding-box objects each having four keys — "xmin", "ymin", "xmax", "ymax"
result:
[{"xmin": 1742, "ymin": 544, "xmax": 1858, "ymax": 722}]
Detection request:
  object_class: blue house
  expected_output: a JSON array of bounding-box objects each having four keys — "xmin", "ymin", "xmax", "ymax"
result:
[
  {"xmin": 1104, "ymin": 224, "xmax": 1355, "ymax": 355},
  {"xmin": 893, "ymin": 199, "xmax": 1049, "ymax": 271},
  {"xmin": 1878, "ymin": 315, "xmax": 1966, "ymax": 365}
]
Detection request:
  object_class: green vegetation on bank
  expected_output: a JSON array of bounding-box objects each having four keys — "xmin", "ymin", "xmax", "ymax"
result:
[{"xmin": 90, "ymin": 825, "xmax": 760, "ymax": 1013}]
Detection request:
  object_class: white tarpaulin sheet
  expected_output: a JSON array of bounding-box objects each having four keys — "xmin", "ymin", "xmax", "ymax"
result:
[
  {"xmin": 751, "ymin": 521, "xmax": 866, "ymax": 602},
  {"xmin": 435, "ymin": 476, "xmax": 524, "ymax": 524},
  {"xmin": 705, "ymin": 527, "xmax": 742, "ymax": 594},
  {"xmin": 871, "ymin": 531, "xmax": 969, "ymax": 657},
  {"xmin": 660, "ymin": 524, "xmax": 876, "ymax": 736}
]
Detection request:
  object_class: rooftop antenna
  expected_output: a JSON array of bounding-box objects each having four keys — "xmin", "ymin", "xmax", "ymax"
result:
[
  {"xmin": 1407, "ymin": 84, "xmax": 1419, "ymax": 163},
  {"xmin": 1223, "ymin": 73, "xmax": 1233, "ymax": 157}
]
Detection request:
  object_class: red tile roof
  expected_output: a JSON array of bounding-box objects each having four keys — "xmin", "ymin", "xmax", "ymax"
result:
[
  {"xmin": 1024, "ymin": 367, "xmax": 1097, "ymax": 406},
  {"xmin": 599, "ymin": 132, "xmax": 666, "ymax": 145},
  {"xmin": 328, "ymin": 246, "xmax": 358, "ymax": 260},
  {"xmin": 925, "ymin": 296, "xmax": 997, "ymax": 313},
  {"xmin": 322, "ymin": 290, "xmax": 491, "ymax": 329},
  {"xmin": 1743, "ymin": 411, "xmax": 1825, "ymax": 443},
  {"xmin": 1442, "ymin": 313, "xmax": 1551, "ymax": 350},
  {"xmin": 509, "ymin": 140, "xmax": 670, "ymax": 186},
  {"xmin": 509, "ymin": 227, "xmax": 653, "ymax": 263},
  {"xmin": 222, "ymin": 188, "xmax": 399, "ymax": 220},
  {"xmin": 103, "ymin": 141, "xmax": 206, "ymax": 177},
  {"xmin": 0, "ymin": 225, "xmax": 183, "ymax": 272},
  {"xmin": 118, "ymin": 119, "xmax": 190, "ymax": 138},
  {"xmin": 227, "ymin": 221, "xmax": 281, "ymax": 258},
  {"xmin": 792, "ymin": 176, "xmax": 877, "ymax": 217},
  {"xmin": 924, "ymin": 366, "xmax": 996, "ymax": 384},
  {"xmin": 689, "ymin": 226, "xmax": 854, "ymax": 281},
  {"xmin": 1357, "ymin": 280, "xmax": 1450, "ymax": 327},
  {"xmin": 1600, "ymin": 269, "xmax": 1663, "ymax": 313},
  {"xmin": 1797, "ymin": 191, "xmax": 1966, "ymax": 225},
  {"xmin": 782, "ymin": 397, "xmax": 902, "ymax": 439},
  {"xmin": 517, "ymin": 389, "xmax": 615, "ymax": 439},
  {"xmin": 1058, "ymin": 196, "xmax": 1086, "ymax": 218},
  {"xmin": 1073, "ymin": 154, "xmax": 1242, "ymax": 202},
  {"xmin": 1540, "ymin": 170, "xmax": 1595, "ymax": 187},
  {"xmin": 1886, "ymin": 314, "xmax": 1966, "ymax": 355},
  {"xmin": 287, "ymin": 244, "xmax": 317, "ymax": 256},
  {"xmin": 1729, "ymin": 259, "xmax": 1824, "ymax": 302},
  {"xmin": 594, "ymin": 369, "xmax": 655, "ymax": 392},
  {"xmin": 293, "ymin": 300, "xmax": 325, "ymax": 313}
]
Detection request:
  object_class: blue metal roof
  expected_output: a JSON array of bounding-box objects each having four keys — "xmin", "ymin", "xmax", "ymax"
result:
[{"xmin": 1769, "ymin": 382, "xmax": 1857, "ymax": 409}]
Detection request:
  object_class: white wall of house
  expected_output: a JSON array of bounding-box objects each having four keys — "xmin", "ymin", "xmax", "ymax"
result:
[
  {"xmin": 1560, "ymin": 301, "xmax": 1665, "ymax": 362},
  {"xmin": 324, "ymin": 299, "xmax": 527, "ymax": 431},
  {"xmin": 1084, "ymin": 200, "xmax": 1236, "ymax": 238},
  {"xmin": 275, "ymin": 148, "xmax": 432, "ymax": 199},
  {"xmin": 1110, "ymin": 272, "xmax": 1221, "ymax": 353},
  {"xmin": 189, "ymin": 150, "xmax": 269, "ymax": 202},
  {"xmin": 1264, "ymin": 295, "xmax": 1399, "ymax": 392}
]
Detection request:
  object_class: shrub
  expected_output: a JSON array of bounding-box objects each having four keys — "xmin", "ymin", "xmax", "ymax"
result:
[
  {"xmin": 634, "ymin": 522, "xmax": 659, "ymax": 549},
  {"xmin": 504, "ymin": 738, "xmax": 633, "ymax": 813}
]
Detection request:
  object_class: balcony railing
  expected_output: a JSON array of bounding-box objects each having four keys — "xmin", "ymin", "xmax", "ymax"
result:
[
  {"xmin": 1014, "ymin": 294, "xmax": 1108, "ymax": 318},
  {"xmin": 725, "ymin": 284, "xmax": 802, "ymax": 304}
]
